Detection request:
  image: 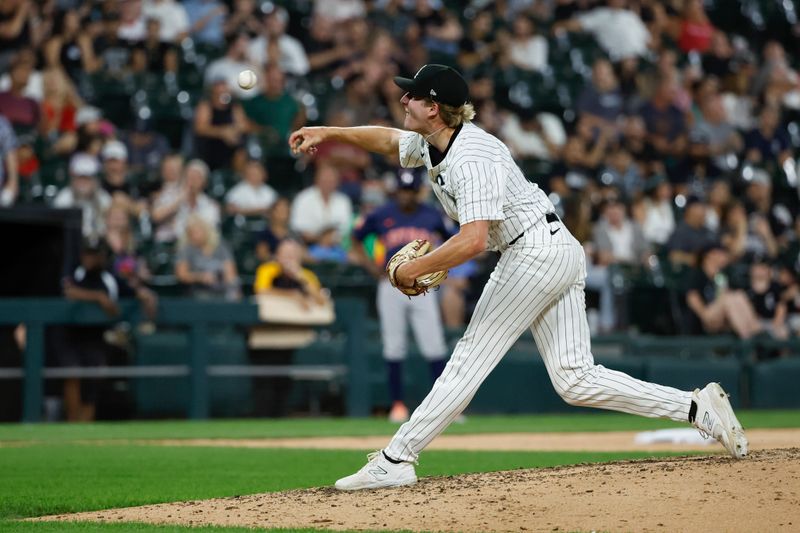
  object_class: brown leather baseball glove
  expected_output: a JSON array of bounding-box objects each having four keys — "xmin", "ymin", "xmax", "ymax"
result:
[{"xmin": 386, "ymin": 239, "xmax": 448, "ymax": 297}]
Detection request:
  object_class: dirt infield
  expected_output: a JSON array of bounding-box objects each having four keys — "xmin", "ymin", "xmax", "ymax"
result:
[
  {"xmin": 39, "ymin": 448, "xmax": 800, "ymax": 532},
  {"xmin": 126, "ymin": 427, "xmax": 800, "ymax": 453}
]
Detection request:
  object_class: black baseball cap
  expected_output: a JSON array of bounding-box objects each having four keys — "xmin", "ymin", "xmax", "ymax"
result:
[
  {"xmin": 396, "ymin": 169, "xmax": 423, "ymax": 191},
  {"xmin": 394, "ymin": 64, "xmax": 469, "ymax": 107}
]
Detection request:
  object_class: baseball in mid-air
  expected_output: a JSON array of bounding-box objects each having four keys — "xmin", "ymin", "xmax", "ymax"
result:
[{"xmin": 238, "ymin": 69, "xmax": 257, "ymax": 90}]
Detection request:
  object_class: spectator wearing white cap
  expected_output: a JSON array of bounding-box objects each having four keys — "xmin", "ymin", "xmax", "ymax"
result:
[
  {"xmin": 101, "ymin": 140, "xmax": 146, "ymax": 218},
  {"xmin": 53, "ymin": 154, "xmax": 112, "ymax": 239},
  {"xmin": 225, "ymin": 159, "xmax": 277, "ymax": 217}
]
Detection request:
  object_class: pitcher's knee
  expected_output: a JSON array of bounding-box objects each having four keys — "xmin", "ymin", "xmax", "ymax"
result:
[{"xmin": 553, "ymin": 366, "xmax": 596, "ymax": 406}]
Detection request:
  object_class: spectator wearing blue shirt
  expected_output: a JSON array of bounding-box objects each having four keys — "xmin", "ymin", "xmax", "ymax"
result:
[{"xmin": 184, "ymin": 0, "xmax": 226, "ymax": 48}]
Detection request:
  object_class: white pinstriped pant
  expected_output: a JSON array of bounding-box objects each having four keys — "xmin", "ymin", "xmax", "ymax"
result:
[{"xmin": 385, "ymin": 228, "xmax": 693, "ymax": 463}]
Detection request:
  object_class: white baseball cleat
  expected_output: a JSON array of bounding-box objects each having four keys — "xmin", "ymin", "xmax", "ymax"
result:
[
  {"xmin": 334, "ymin": 450, "xmax": 417, "ymax": 491},
  {"xmin": 691, "ymin": 382, "xmax": 749, "ymax": 459}
]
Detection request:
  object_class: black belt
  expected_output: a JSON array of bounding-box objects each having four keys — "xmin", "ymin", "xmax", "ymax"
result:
[{"xmin": 507, "ymin": 213, "xmax": 559, "ymax": 247}]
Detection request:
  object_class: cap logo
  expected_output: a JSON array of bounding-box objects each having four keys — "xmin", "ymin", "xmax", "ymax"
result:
[{"xmin": 430, "ymin": 89, "xmax": 437, "ymax": 96}]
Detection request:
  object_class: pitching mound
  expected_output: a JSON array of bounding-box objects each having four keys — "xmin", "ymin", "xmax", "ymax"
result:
[{"xmin": 38, "ymin": 448, "xmax": 799, "ymax": 532}]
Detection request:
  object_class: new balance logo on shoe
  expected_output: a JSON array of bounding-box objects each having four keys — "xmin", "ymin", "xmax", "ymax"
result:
[
  {"xmin": 368, "ymin": 465, "xmax": 388, "ymax": 478},
  {"xmin": 703, "ymin": 411, "xmax": 715, "ymax": 432}
]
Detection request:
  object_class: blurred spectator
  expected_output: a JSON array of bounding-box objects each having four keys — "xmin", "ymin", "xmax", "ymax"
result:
[
  {"xmin": 184, "ymin": 0, "xmax": 227, "ymax": 48},
  {"xmin": 93, "ymin": 12, "xmax": 132, "ymax": 79},
  {"xmin": 143, "ymin": 0, "xmax": 189, "ymax": 43},
  {"xmin": 247, "ymin": 5, "xmax": 309, "ymax": 76},
  {"xmin": 409, "ymin": 0, "xmax": 463, "ymax": 64},
  {"xmin": 312, "ymin": 109, "xmax": 372, "ymax": 202},
  {"xmin": 325, "ymin": 72, "xmax": 384, "ymax": 127},
  {"xmin": 150, "ymin": 153, "xmax": 185, "ymax": 242},
  {"xmin": 175, "ymin": 214, "xmax": 241, "ymax": 300},
  {"xmin": 702, "ymin": 31, "xmax": 734, "ymax": 80},
  {"xmin": 44, "ymin": 9, "xmax": 100, "ymax": 79},
  {"xmin": 59, "ymin": 237, "xmax": 156, "ymax": 421},
  {"xmin": 304, "ymin": 13, "xmax": 355, "ymax": 77},
  {"xmin": 252, "ymin": 238, "xmax": 328, "ymax": 417},
  {"xmin": 685, "ymin": 244, "xmax": 763, "ymax": 338},
  {"xmin": 0, "ymin": 48, "xmax": 42, "ymax": 101},
  {"xmin": 640, "ymin": 176, "xmax": 675, "ymax": 246},
  {"xmin": 556, "ymin": 0, "xmax": 650, "ymax": 62},
  {"xmin": 223, "ymin": 0, "xmax": 262, "ymax": 38},
  {"xmin": 242, "ymin": 64, "xmax": 305, "ymax": 160},
  {"xmin": 577, "ymin": 58, "xmax": 624, "ymax": 135},
  {"xmin": 671, "ymin": 0, "xmax": 714, "ymax": 54},
  {"xmin": 205, "ymin": 32, "xmax": 257, "ymax": 100},
  {"xmin": 40, "ymin": 68, "xmax": 82, "ymax": 157},
  {"xmin": 118, "ymin": 0, "xmax": 147, "ymax": 42},
  {"xmin": 747, "ymin": 261, "xmax": 788, "ymax": 340},
  {"xmin": 599, "ymin": 147, "xmax": 644, "ymax": 198},
  {"xmin": 457, "ymin": 8, "xmax": 496, "ymax": 72},
  {"xmin": 586, "ymin": 198, "xmax": 649, "ymax": 332},
  {"xmin": 500, "ymin": 108, "xmax": 565, "ymax": 162},
  {"xmin": 100, "ymin": 140, "xmax": 145, "ymax": 218},
  {"xmin": 665, "ymin": 197, "xmax": 716, "ymax": 267},
  {"xmin": 508, "ymin": 15, "xmax": 547, "ymax": 73},
  {"xmin": 122, "ymin": 118, "xmax": 171, "ymax": 176},
  {"xmin": 779, "ymin": 265, "xmax": 800, "ymax": 336},
  {"xmin": 138, "ymin": 18, "xmax": 171, "ymax": 73},
  {"xmin": 225, "ymin": 159, "xmax": 277, "ymax": 217},
  {"xmin": 687, "ymin": 94, "xmax": 742, "ymax": 179},
  {"xmin": 74, "ymin": 105, "xmax": 108, "ymax": 157},
  {"xmin": 637, "ymin": 76, "xmax": 687, "ymax": 178},
  {"xmin": 312, "ymin": 0, "xmax": 366, "ymax": 23},
  {"xmin": 307, "ymin": 226, "xmax": 349, "ymax": 263},
  {"xmin": 193, "ymin": 78, "xmax": 248, "ymax": 170},
  {"xmin": 0, "ymin": 0, "xmax": 35, "ymax": 68},
  {"xmin": 742, "ymin": 170, "xmax": 783, "ymax": 260},
  {"xmin": 105, "ymin": 201, "xmax": 151, "ymax": 289},
  {"xmin": 0, "ymin": 51, "xmax": 41, "ymax": 134},
  {"xmin": 753, "ymin": 41, "xmax": 800, "ymax": 109},
  {"xmin": 255, "ymin": 196, "xmax": 295, "ymax": 262},
  {"xmin": 593, "ymin": 197, "xmax": 651, "ymax": 265},
  {"xmin": 152, "ymin": 158, "xmax": 220, "ymax": 243},
  {"xmin": 704, "ymin": 179, "xmax": 731, "ymax": 233},
  {"xmin": 290, "ymin": 164, "xmax": 353, "ymax": 245},
  {"xmin": 719, "ymin": 200, "xmax": 748, "ymax": 260},
  {"xmin": 0, "ymin": 116, "xmax": 19, "ymax": 207},
  {"xmin": 744, "ymin": 107, "xmax": 792, "ymax": 175},
  {"xmin": 53, "ymin": 154, "xmax": 111, "ymax": 239}
]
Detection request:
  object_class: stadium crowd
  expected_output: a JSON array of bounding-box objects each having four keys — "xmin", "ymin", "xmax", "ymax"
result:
[{"xmin": 1, "ymin": 0, "xmax": 800, "ymax": 345}]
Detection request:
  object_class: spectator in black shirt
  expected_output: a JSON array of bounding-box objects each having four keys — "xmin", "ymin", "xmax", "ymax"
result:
[
  {"xmin": 744, "ymin": 106, "xmax": 792, "ymax": 175},
  {"xmin": 59, "ymin": 238, "xmax": 156, "ymax": 421},
  {"xmin": 686, "ymin": 244, "xmax": 762, "ymax": 338},
  {"xmin": 747, "ymin": 261, "xmax": 788, "ymax": 339}
]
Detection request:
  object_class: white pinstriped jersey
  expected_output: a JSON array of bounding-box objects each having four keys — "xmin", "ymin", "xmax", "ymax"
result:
[{"xmin": 398, "ymin": 122, "xmax": 555, "ymax": 251}]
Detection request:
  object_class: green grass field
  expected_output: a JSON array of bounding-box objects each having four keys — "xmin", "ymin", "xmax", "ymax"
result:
[{"xmin": 2, "ymin": 410, "xmax": 797, "ymax": 533}]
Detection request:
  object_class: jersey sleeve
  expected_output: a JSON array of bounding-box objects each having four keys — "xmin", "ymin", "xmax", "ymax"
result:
[
  {"xmin": 398, "ymin": 131, "xmax": 426, "ymax": 168},
  {"xmin": 452, "ymin": 160, "xmax": 506, "ymax": 224}
]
